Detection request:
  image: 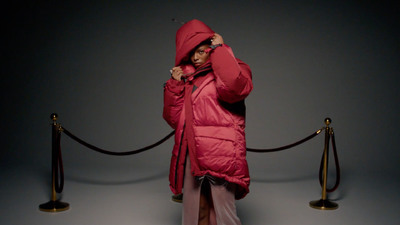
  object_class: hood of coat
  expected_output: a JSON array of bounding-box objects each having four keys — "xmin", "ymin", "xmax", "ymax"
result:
[{"xmin": 175, "ymin": 19, "xmax": 214, "ymax": 66}]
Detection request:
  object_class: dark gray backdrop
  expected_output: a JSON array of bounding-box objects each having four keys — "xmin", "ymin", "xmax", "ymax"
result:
[{"xmin": 2, "ymin": 1, "xmax": 399, "ymax": 224}]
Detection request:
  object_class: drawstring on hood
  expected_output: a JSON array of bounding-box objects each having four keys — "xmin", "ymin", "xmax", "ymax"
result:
[{"xmin": 175, "ymin": 19, "xmax": 214, "ymax": 66}]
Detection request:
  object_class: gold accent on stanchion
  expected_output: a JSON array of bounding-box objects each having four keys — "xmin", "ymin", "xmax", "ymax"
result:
[
  {"xmin": 39, "ymin": 113, "xmax": 70, "ymax": 212},
  {"xmin": 50, "ymin": 113, "xmax": 58, "ymax": 122},
  {"xmin": 39, "ymin": 200, "xmax": 70, "ymax": 212},
  {"xmin": 309, "ymin": 118, "xmax": 338, "ymax": 210}
]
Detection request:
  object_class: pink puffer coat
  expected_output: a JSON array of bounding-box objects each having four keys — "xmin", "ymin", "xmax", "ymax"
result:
[{"xmin": 163, "ymin": 19, "xmax": 253, "ymax": 199}]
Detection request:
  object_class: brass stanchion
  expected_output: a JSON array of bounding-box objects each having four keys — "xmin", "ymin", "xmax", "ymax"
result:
[
  {"xmin": 39, "ymin": 113, "xmax": 70, "ymax": 212},
  {"xmin": 309, "ymin": 118, "xmax": 338, "ymax": 210}
]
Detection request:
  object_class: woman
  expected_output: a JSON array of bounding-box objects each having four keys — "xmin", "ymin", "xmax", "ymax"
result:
[{"xmin": 163, "ymin": 19, "xmax": 253, "ymax": 225}]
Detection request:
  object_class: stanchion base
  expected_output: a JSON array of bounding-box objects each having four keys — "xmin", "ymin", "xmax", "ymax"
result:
[
  {"xmin": 39, "ymin": 200, "xmax": 70, "ymax": 212},
  {"xmin": 309, "ymin": 199, "xmax": 338, "ymax": 210}
]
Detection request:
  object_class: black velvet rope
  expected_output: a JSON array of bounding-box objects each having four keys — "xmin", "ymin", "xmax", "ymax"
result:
[
  {"xmin": 62, "ymin": 128, "xmax": 323, "ymax": 155},
  {"xmin": 52, "ymin": 124, "xmax": 340, "ymax": 194},
  {"xmin": 62, "ymin": 127, "xmax": 175, "ymax": 156},
  {"xmin": 246, "ymin": 129, "xmax": 323, "ymax": 152},
  {"xmin": 318, "ymin": 130, "xmax": 341, "ymax": 192},
  {"xmin": 53, "ymin": 125, "xmax": 64, "ymax": 193}
]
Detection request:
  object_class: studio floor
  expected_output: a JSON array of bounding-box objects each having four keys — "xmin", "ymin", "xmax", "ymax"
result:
[{"xmin": 1, "ymin": 163, "xmax": 399, "ymax": 225}]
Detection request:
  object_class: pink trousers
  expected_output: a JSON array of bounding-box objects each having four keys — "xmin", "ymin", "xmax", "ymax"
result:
[{"xmin": 182, "ymin": 157, "xmax": 242, "ymax": 225}]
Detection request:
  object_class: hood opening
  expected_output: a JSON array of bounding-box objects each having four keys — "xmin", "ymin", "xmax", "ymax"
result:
[{"xmin": 175, "ymin": 19, "xmax": 214, "ymax": 66}]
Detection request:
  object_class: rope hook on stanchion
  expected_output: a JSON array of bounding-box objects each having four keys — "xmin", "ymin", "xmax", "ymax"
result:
[
  {"xmin": 39, "ymin": 113, "xmax": 70, "ymax": 212},
  {"xmin": 309, "ymin": 118, "xmax": 339, "ymax": 210}
]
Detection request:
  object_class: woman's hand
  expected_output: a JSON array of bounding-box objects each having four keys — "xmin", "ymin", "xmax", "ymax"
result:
[
  {"xmin": 171, "ymin": 66, "xmax": 183, "ymax": 81},
  {"xmin": 211, "ymin": 33, "xmax": 224, "ymax": 45}
]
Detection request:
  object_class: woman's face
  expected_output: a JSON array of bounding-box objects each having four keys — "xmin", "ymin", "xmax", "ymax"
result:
[{"xmin": 190, "ymin": 44, "xmax": 210, "ymax": 68}]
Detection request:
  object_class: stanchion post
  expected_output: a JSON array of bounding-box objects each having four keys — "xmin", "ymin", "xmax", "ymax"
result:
[
  {"xmin": 39, "ymin": 113, "xmax": 70, "ymax": 212},
  {"xmin": 309, "ymin": 118, "xmax": 338, "ymax": 210}
]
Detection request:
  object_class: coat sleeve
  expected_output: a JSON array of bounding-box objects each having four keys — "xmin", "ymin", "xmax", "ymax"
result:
[
  {"xmin": 210, "ymin": 45, "xmax": 253, "ymax": 103},
  {"xmin": 163, "ymin": 78, "xmax": 185, "ymax": 129}
]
